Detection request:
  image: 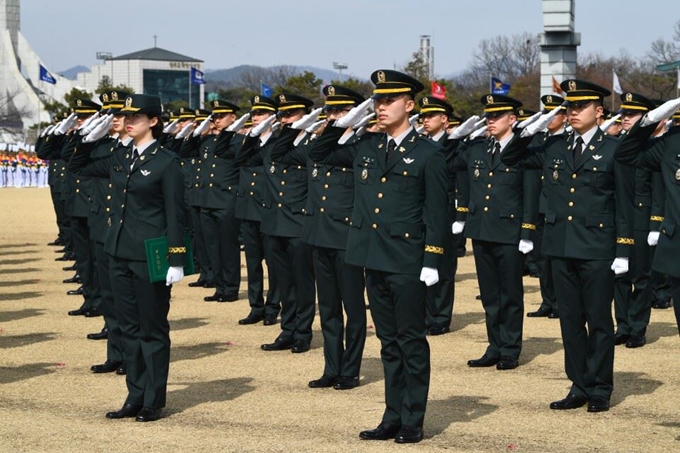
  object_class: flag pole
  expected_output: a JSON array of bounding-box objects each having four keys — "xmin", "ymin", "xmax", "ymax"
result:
[
  {"xmin": 188, "ymin": 68, "xmax": 192, "ymax": 109},
  {"xmin": 611, "ymin": 69, "xmax": 615, "ymax": 112}
]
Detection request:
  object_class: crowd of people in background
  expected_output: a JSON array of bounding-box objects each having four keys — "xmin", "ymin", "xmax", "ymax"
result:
[{"xmin": 0, "ymin": 144, "xmax": 49, "ymax": 188}]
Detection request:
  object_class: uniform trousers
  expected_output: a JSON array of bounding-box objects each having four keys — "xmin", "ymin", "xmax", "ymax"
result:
[
  {"xmin": 241, "ymin": 220, "xmax": 280, "ymax": 318},
  {"xmin": 93, "ymin": 241, "xmax": 123, "ymax": 363},
  {"xmin": 190, "ymin": 205, "xmax": 213, "ymax": 283},
  {"xmin": 72, "ymin": 215, "xmax": 100, "ymax": 310},
  {"xmin": 534, "ymin": 214, "xmax": 557, "ymax": 312},
  {"xmin": 200, "ymin": 207, "xmax": 240, "ymax": 297}
]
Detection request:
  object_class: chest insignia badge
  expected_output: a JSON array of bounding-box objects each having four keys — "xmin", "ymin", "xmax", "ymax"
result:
[
  {"xmin": 592, "ymin": 155, "xmax": 602, "ymax": 160},
  {"xmin": 141, "ymin": 170, "xmax": 151, "ymax": 176},
  {"xmin": 361, "ymin": 169, "xmax": 368, "ymax": 180},
  {"xmin": 403, "ymin": 158, "xmax": 414, "ymax": 164}
]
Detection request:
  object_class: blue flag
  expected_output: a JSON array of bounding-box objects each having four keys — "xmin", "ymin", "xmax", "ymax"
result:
[
  {"xmin": 261, "ymin": 83, "xmax": 273, "ymax": 97},
  {"xmin": 190, "ymin": 67, "xmax": 205, "ymax": 85},
  {"xmin": 39, "ymin": 64, "xmax": 57, "ymax": 84},
  {"xmin": 490, "ymin": 77, "xmax": 511, "ymax": 95}
]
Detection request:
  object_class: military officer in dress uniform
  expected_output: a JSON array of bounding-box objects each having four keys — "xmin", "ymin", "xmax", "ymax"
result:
[
  {"xmin": 260, "ymin": 93, "xmax": 317, "ymax": 354},
  {"xmin": 70, "ymin": 94, "xmax": 186, "ymax": 422},
  {"xmin": 616, "ymin": 96, "xmax": 680, "ymax": 333},
  {"xmin": 449, "ymin": 94, "xmax": 539, "ymax": 370},
  {"xmin": 418, "ymin": 96, "xmax": 460, "ymax": 335},
  {"xmin": 613, "ymin": 93, "xmax": 664, "ymax": 349},
  {"xmin": 502, "ymin": 79, "xmax": 635, "ymax": 413},
  {"xmin": 235, "ymin": 95, "xmax": 282, "ymax": 326},
  {"xmin": 310, "ymin": 69, "xmax": 448, "ymax": 444},
  {"xmin": 526, "ymin": 95, "xmax": 566, "ymax": 319}
]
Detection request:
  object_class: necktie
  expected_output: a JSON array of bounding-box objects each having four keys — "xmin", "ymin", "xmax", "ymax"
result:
[
  {"xmin": 130, "ymin": 149, "xmax": 140, "ymax": 169},
  {"xmin": 492, "ymin": 142, "xmax": 501, "ymax": 165},
  {"xmin": 573, "ymin": 137, "xmax": 584, "ymax": 164},
  {"xmin": 386, "ymin": 139, "xmax": 397, "ymax": 162}
]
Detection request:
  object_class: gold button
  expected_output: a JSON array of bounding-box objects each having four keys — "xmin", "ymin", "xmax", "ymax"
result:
[
  {"xmin": 593, "ymin": 167, "xmax": 597, "ymax": 171},
  {"xmin": 374, "ymin": 208, "xmax": 380, "ymax": 214},
  {"xmin": 279, "ymin": 192, "xmax": 284, "ymax": 196},
  {"xmin": 324, "ymin": 184, "xmax": 329, "ymax": 189},
  {"xmin": 320, "ymin": 207, "xmax": 325, "ymax": 213},
  {"xmin": 638, "ymin": 202, "xmax": 643, "ymax": 207},
  {"xmin": 76, "ymin": 179, "xmax": 80, "ymax": 183},
  {"xmin": 120, "ymin": 204, "xmax": 124, "ymax": 208},
  {"xmin": 485, "ymin": 195, "xmax": 490, "ymax": 200},
  {"xmin": 568, "ymin": 215, "xmax": 573, "ymax": 221},
  {"xmin": 212, "ymin": 164, "xmax": 216, "ymax": 168},
  {"xmin": 283, "ymin": 169, "xmax": 287, "ymax": 174},
  {"xmin": 599, "ymin": 223, "xmax": 604, "ymax": 228},
  {"xmin": 209, "ymin": 183, "xmax": 213, "ymax": 187},
  {"xmin": 105, "ymin": 208, "xmax": 110, "ymax": 212},
  {"xmin": 372, "ymin": 223, "xmax": 378, "ymax": 229},
  {"xmin": 404, "ymin": 233, "xmax": 410, "ymax": 238},
  {"xmin": 281, "ymin": 181, "xmax": 285, "ymax": 186},
  {"xmin": 252, "ymin": 172, "xmax": 257, "ymax": 176},
  {"xmin": 251, "ymin": 182, "xmax": 256, "ymax": 186},
  {"xmin": 403, "ymin": 171, "xmax": 408, "ymax": 176},
  {"xmin": 377, "ymin": 193, "xmax": 383, "ymax": 198},
  {"xmin": 663, "ymin": 229, "xmax": 666, "ymax": 234},
  {"xmin": 75, "ymin": 189, "xmax": 80, "ymax": 193},
  {"xmin": 197, "ymin": 168, "xmax": 201, "ymax": 171},
  {"xmin": 381, "ymin": 177, "xmax": 387, "ymax": 183},
  {"xmin": 322, "ymin": 196, "xmax": 327, "ymax": 201},
  {"xmin": 568, "ymin": 202, "xmax": 574, "ymax": 207},
  {"xmin": 570, "ymin": 188, "xmax": 575, "ymax": 193},
  {"xmin": 342, "ymin": 168, "xmax": 346, "ymax": 172},
  {"xmin": 249, "ymin": 191, "xmax": 254, "ymax": 196},
  {"xmin": 297, "ymin": 166, "xmax": 302, "ymax": 169},
  {"xmin": 106, "ymin": 195, "xmax": 111, "ymax": 200},
  {"xmin": 487, "ymin": 184, "xmax": 492, "ymax": 189},
  {"xmin": 483, "ymin": 207, "xmax": 489, "ymax": 212},
  {"xmin": 541, "ymin": 175, "xmax": 545, "ymax": 180},
  {"xmin": 123, "ymin": 189, "xmax": 127, "ymax": 193},
  {"xmin": 510, "ymin": 214, "xmax": 515, "ymax": 218},
  {"xmin": 210, "ymin": 173, "xmax": 214, "ymax": 177},
  {"xmin": 326, "ymin": 171, "xmax": 331, "ymax": 177},
  {"xmin": 488, "ymin": 172, "xmax": 493, "ymax": 177},
  {"xmin": 572, "ymin": 174, "xmax": 577, "ymax": 179},
  {"xmin": 277, "ymin": 203, "xmax": 282, "ymax": 208}
]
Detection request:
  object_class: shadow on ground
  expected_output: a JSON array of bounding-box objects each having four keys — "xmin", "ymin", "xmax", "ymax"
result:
[
  {"xmin": 0, "ymin": 291, "xmax": 43, "ymax": 302},
  {"xmin": 0, "ymin": 279, "xmax": 41, "ymax": 288},
  {"xmin": 171, "ymin": 342, "xmax": 231, "ymax": 363},
  {"xmin": 0, "ymin": 258, "xmax": 40, "ymax": 266},
  {"xmin": 612, "ymin": 371, "xmax": 663, "ymax": 407},
  {"xmin": 0, "ymin": 362, "xmax": 57, "ymax": 384},
  {"xmin": 0, "ymin": 268, "xmax": 40, "ymax": 275},
  {"xmin": 0, "ymin": 332, "xmax": 57, "ymax": 349},
  {"xmin": 0, "ymin": 308, "xmax": 45, "ymax": 323},
  {"xmin": 426, "ymin": 395, "xmax": 499, "ymax": 437},
  {"xmin": 167, "ymin": 377, "xmax": 255, "ymax": 415},
  {"xmin": 170, "ymin": 317, "xmax": 209, "ymax": 332},
  {"xmin": 521, "ymin": 336, "xmax": 563, "ymax": 365},
  {"xmin": 646, "ymin": 321, "xmax": 679, "ymax": 345}
]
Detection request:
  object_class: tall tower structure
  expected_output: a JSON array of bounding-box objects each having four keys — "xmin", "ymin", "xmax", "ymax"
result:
[
  {"xmin": 539, "ymin": 0, "xmax": 580, "ymax": 95},
  {"xmin": 420, "ymin": 35, "xmax": 434, "ymax": 81}
]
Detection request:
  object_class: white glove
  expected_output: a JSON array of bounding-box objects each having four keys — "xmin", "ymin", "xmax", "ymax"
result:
[
  {"xmin": 641, "ymin": 97, "xmax": 680, "ymax": 127},
  {"xmin": 305, "ymin": 119, "xmax": 326, "ymax": 134},
  {"xmin": 518, "ymin": 239, "xmax": 534, "ymax": 254},
  {"xmin": 80, "ymin": 114, "xmax": 107, "ymax": 136},
  {"xmin": 419, "ymin": 267, "xmax": 440, "ymax": 287},
  {"xmin": 611, "ymin": 257, "xmax": 629, "ymax": 275},
  {"xmin": 515, "ymin": 111, "xmax": 542, "ymax": 130},
  {"xmin": 166, "ymin": 266, "xmax": 184, "ymax": 286},
  {"xmin": 335, "ymin": 99, "xmax": 374, "ymax": 129},
  {"xmin": 77, "ymin": 112, "xmax": 100, "ymax": 132},
  {"xmin": 54, "ymin": 113, "xmax": 77, "ymax": 135},
  {"xmin": 451, "ymin": 221, "xmax": 465, "ymax": 234},
  {"xmin": 448, "ymin": 115, "xmax": 481, "ymax": 139},
  {"xmin": 291, "ymin": 107, "xmax": 323, "ymax": 130},
  {"xmin": 163, "ymin": 118, "xmax": 179, "ymax": 134},
  {"xmin": 469, "ymin": 125, "xmax": 488, "ymax": 140},
  {"xmin": 41, "ymin": 124, "xmax": 55, "ymax": 137},
  {"xmin": 83, "ymin": 115, "xmax": 113, "ymax": 143},
  {"xmin": 270, "ymin": 121, "xmax": 281, "ymax": 133},
  {"xmin": 415, "ymin": 125, "xmax": 425, "ymax": 134},
  {"xmin": 520, "ymin": 104, "xmax": 566, "ymax": 137},
  {"xmin": 175, "ymin": 122, "xmax": 194, "ymax": 139},
  {"xmin": 599, "ymin": 114, "xmax": 621, "ymax": 132},
  {"xmin": 250, "ymin": 115, "xmax": 277, "ymax": 137},
  {"xmin": 647, "ymin": 231, "xmax": 660, "ymax": 247},
  {"xmin": 193, "ymin": 115, "xmax": 213, "ymax": 136},
  {"xmin": 227, "ymin": 112, "xmax": 251, "ymax": 132},
  {"xmin": 408, "ymin": 113, "xmax": 420, "ymax": 126},
  {"xmin": 353, "ymin": 113, "xmax": 375, "ymax": 130}
]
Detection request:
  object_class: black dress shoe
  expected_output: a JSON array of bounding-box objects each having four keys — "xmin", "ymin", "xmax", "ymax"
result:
[
  {"xmin": 204, "ymin": 293, "xmax": 226, "ymax": 302},
  {"xmin": 238, "ymin": 314, "xmax": 264, "ymax": 325},
  {"xmin": 527, "ymin": 307, "xmax": 552, "ymax": 317},
  {"xmin": 64, "ymin": 252, "xmax": 77, "ymax": 261},
  {"xmin": 653, "ymin": 299, "xmax": 672, "ymax": 309},
  {"xmin": 202, "ymin": 281, "xmax": 216, "ymax": 288},
  {"xmin": 549, "ymin": 393, "xmax": 587, "ymax": 410},
  {"xmin": 359, "ymin": 422, "xmax": 401, "ymax": 440},
  {"xmin": 116, "ymin": 363, "xmax": 127, "ymax": 375},
  {"xmin": 48, "ymin": 238, "xmax": 64, "ymax": 246},
  {"xmin": 67, "ymin": 287, "xmax": 84, "ymax": 296},
  {"xmin": 614, "ymin": 333, "xmax": 630, "ymax": 346},
  {"xmin": 55, "ymin": 248, "xmax": 67, "ymax": 253},
  {"xmin": 467, "ymin": 354, "xmax": 499, "ymax": 367},
  {"xmin": 217, "ymin": 294, "xmax": 239, "ymax": 302},
  {"xmin": 334, "ymin": 376, "xmax": 359, "ymax": 390},
  {"xmin": 106, "ymin": 403, "xmax": 142, "ymax": 419},
  {"xmin": 394, "ymin": 425, "xmax": 424, "ymax": 444},
  {"xmin": 261, "ymin": 338, "xmax": 294, "ymax": 351},
  {"xmin": 135, "ymin": 407, "xmax": 162, "ymax": 422},
  {"xmin": 84, "ymin": 307, "xmax": 103, "ymax": 317},
  {"xmin": 625, "ymin": 335, "xmax": 646, "ymax": 348},
  {"xmin": 475, "ymin": 295, "xmax": 482, "ymax": 300},
  {"xmin": 291, "ymin": 340, "xmax": 310, "ymax": 353},
  {"xmin": 587, "ymin": 397, "xmax": 610, "ymax": 413},
  {"xmin": 496, "ymin": 356, "xmax": 519, "ymax": 370},
  {"xmin": 55, "ymin": 254, "xmax": 70, "ymax": 262},
  {"xmin": 308, "ymin": 375, "xmax": 338, "ymax": 388},
  {"xmin": 62, "ymin": 264, "xmax": 77, "ymax": 271},
  {"xmin": 548, "ymin": 310, "xmax": 559, "ymax": 319},
  {"xmin": 263, "ymin": 316, "xmax": 277, "ymax": 326},
  {"xmin": 188, "ymin": 279, "xmax": 206, "ymax": 287},
  {"xmin": 427, "ymin": 325, "xmax": 450, "ymax": 336},
  {"xmin": 91, "ymin": 360, "xmax": 122, "ymax": 373},
  {"xmin": 68, "ymin": 306, "xmax": 88, "ymax": 316},
  {"xmin": 62, "ymin": 275, "xmax": 81, "ymax": 284},
  {"xmin": 87, "ymin": 328, "xmax": 108, "ymax": 340}
]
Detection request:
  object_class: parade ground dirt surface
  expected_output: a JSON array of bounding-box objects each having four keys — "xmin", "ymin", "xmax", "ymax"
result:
[{"xmin": 1, "ymin": 188, "xmax": 680, "ymax": 453}]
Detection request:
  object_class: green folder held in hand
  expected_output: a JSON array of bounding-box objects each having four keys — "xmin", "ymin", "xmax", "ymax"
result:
[{"xmin": 144, "ymin": 234, "xmax": 196, "ymax": 283}]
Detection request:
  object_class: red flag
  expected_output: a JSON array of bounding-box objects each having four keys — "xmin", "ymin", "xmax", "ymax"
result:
[
  {"xmin": 430, "ymin": 81, "xmax": 447, "ymax": 100},
  {"xmin": 552, "ymin": 76, "xmax": 563, "ymax": 94}
]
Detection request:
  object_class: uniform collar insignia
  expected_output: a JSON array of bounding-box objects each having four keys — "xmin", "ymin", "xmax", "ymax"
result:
[
  {"xmin": 592, "ymin": 154, "xmax": 602, "ymax": 160},
  {"xmin": 403, "ymin": 158, "xmax": 415, "ymax": 164},
  {"xmin": 141, "ymin": 169, "xmax": 151, "ymax": 176}
]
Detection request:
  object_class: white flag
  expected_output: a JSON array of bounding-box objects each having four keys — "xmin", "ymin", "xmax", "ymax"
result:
[
  {"xmin": 677, "ymin": 68, "xmax": 680, "ymax": 89},
  {"xmin": 612, "ymin": 71, "xmax": 623, "ymax": 95}
]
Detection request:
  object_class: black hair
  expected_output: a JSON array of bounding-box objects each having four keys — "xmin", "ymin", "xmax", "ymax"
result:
[{"xmin": 149, "ymin": 114, "xmax": 164, "ymax": 139}]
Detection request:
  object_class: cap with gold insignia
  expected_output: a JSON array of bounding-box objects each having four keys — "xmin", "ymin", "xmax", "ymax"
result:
[
  {"xmin": 250, "ymin": 95, "xmax": 277, "ymax": 113},
  {"xmin": 194, "ymin": 109, "xmax": 211, "ymax": 122},
  {"xmin": 619, "ymin": 92, "xmax": 655, "ymax": 114},
  {"xmin": 560, "ymin": 79, "xmax": 610, "ymax": 106},
  {"xmin": 178, "ymin": 107, "xmax": 196, "ymax": 120},
  {"xmin": 322, "ymin": 85, "xmax": 365, "ymax": 110},
  {"xmin": 517, "ymin": 108, "xmax": 538, "ymax": 122},
  {"xmin": 119, "ymin": 94, "xmax": 162, "ymax": 117},
  {"xmin": 168, "ymin": 111, "xmax": 178, "ymax": 122},
  {"xmin": 448, "ymin": 114, "xmax": 463, "ymax": 127},
  {"xmin": 605, "ymin": 111, "xmax": 622, "ymax": 123},
  {"xmin": 540, "ymin": 94, "xmax": 566, "ymax": 113},
  {"xmin": 418, "ymin": 96, "xmax": 454, "ymax": 117},
  {"xmin": 370, "ymin": 69, "xmax": 424, "ymax": 99},
  {"xmin": 673, "ymin": 108, "xmax": 680, "ymax": 121},
  {"xmin": 73, "ymin": 99, "xmax": 101, "ymax": 117},
  {"xmin": 480, "ymin": 94, "xmax": 522, "ymax": 117},
  {"xmin": 100, "ymin": 90, "xmax": 130, "ymax": 114},
  {"xmin": 209, "ymin": 99, "xmax": 240, "ymax": 114},
  {"xmin": 244, "ymin": 119, "xmax": 253, "ymax": 128},
  {"xmin": 276, "ymin": 93, "xmax": 314, "ymax": 112}
]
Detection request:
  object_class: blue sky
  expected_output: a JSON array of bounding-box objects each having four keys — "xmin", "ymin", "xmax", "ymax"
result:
[{"xmin": 19, "ymin": 0, "xmax": 679, "ymax": 78}]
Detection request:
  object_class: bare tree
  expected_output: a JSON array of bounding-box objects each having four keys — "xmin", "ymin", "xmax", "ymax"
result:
[
  {"xmin": 471, "ymin": 32, "xmax": 540, "ymax": 81},
  {"xmin": 0, "ymin": 88, "xmax": 35, "ymax": 127},
  {"xmin": 646, "ymin": 19, "xmax": 680, "ymax": 65}
]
